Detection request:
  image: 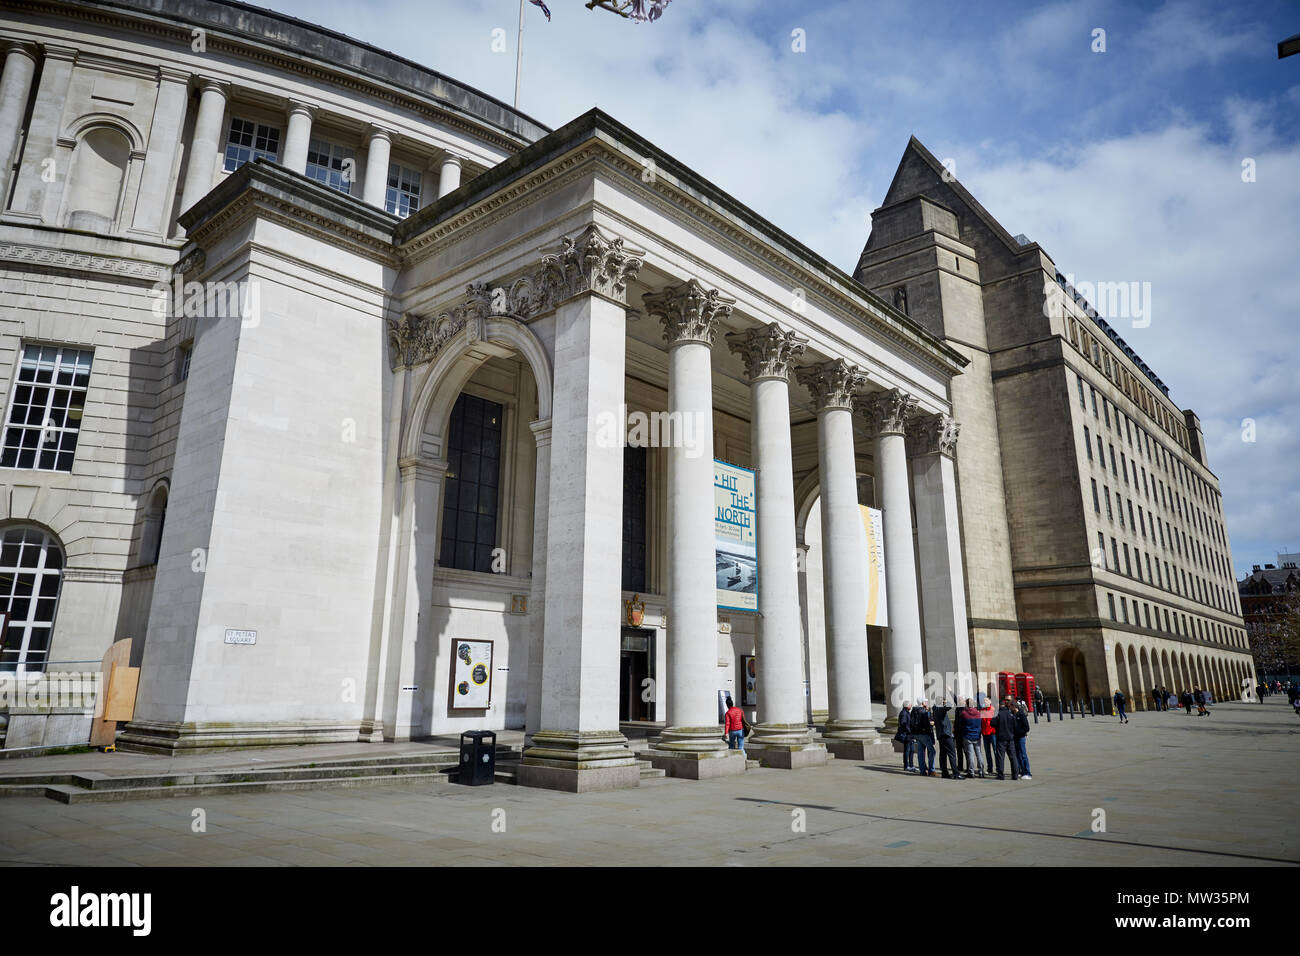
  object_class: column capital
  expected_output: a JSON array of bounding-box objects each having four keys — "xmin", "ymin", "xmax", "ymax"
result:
[
  {"xmin": 859, "ymin": 387, "xmax": 918, "ymax": 437},
  {"xmin": 644, "ymin": 278, "xmax": 735, "ymax": 348},
  {"xmin": 794, "ymin": 358, "xmax": 867, "ymax": 411},
  {"xmin": 2, "ymin": 41, "xmax": 41, "ymax": 64},
  {"xmin": 725, "ymin": 322, "xmax": 808, "ymax": 383},
  {"xmin": 534, "ymin": 223, "xmax": 644, "ymax": 309},
  {"xmin": 529, "ymin": 417, "xmax": 553, "ymax": 447},
  {"xmin": 439, "ymin": 150, "xmax": 464, "ymax": 168},
  {"xmin": 286, "ymin": 100, "xmax": 317, "ymax": 120},
  {"xmin": 194, "ymin": 76, "xmax": 230, "ymax": 98},
  {"xmin": 365, "ymin": 124, "xmax": 397, "ymax": 144},
  {"xmin": 397, "ymin": 456, "xmax": 447, "ymax": 482},
  {"xmin": 905, "ymin": 411, "xmax": 960, "ymax": 458},
  {"xmin": 386, "ymin": 284, "xmax": 490, "ymax": 370}
]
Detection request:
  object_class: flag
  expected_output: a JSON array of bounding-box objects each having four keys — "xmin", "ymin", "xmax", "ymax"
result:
[{"xmin": 530, "ymin": 0, "xmax": 551, "ymax": 21}]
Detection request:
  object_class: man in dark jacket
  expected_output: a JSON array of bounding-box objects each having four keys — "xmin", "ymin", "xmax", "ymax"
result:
[
  {"xmin": 1033, "ymin": 686, "xmax": 1046, "ymax": 716},
  {"xmin": 932, "ymin": 698, "xmax": 962, "ymax": 780},
  {"xmin": 1113, "ymin": 689, "xmax": 1128, "ymax": 724},
  {"xmin": 911, "ymin": 700, "xmax": 936, "ymax": 776},
  {"xmin": 1150, "ymin": 687, "xmax": 1161, "ymax": 712},
  {"xmin": 897, "ymin": 702, "xmax": 915, "ymax": 773},
  {"xmin": 992, "ymin": 698, "xmax": 1022, "ymax": 780},
  {"xmin": 959, "ymin": 698, "xmax": 985, "ymax": 777},
  {"xmin": 953, "ymin": 703, "xmax": 969, "ymax": 775},
  {"xmin": 1181, "ymin": 690, "xmax": 1194, "ymax": 714},
  {"xmin": 1012, "ymin": 704, "xmax": 1032, "ymax": 779}
]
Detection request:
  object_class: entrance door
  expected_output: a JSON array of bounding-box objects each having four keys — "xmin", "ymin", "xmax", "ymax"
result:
[{"xmin": 620, "ymin": 628, "xmax": 654, "ymax": 721}]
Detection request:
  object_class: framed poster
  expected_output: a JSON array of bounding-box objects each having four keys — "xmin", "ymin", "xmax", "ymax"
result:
[
  {"xmin": 715, "ymin": 459, "xmax": 758, "ymax": 612},
  {"xmin": 740, "ymin": 654, "xmax": 757, "ymax": 706},
  {"xmin": 450, "ymin": 639, "xmax": 494, "ymax": 710}
]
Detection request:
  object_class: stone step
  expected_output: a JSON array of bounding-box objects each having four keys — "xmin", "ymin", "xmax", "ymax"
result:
[
  {"xmin": 745, "ymin": 759, "xmax": 760, "ymax": 770},
  {"xmin": 43, "ymin": 769, "xmax": 455, "ymax": 804},
  {"xmin": 638, "ymin": 766, "xmax": 666, "ymax": 778}
]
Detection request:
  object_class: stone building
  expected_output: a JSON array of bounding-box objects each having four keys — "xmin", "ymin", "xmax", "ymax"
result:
[
  {"xmin": 855, "ymin": 138, "xmax": 1257, "ymax": 711},
  {"xmin": 0, "ymin": 0, "xmax": 1254, "ymax": 779}
]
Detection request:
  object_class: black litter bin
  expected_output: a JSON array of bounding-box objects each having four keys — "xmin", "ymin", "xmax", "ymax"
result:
[{"xmin": 459, "ymin": 730, "xmax": 496, "ymax": 785}]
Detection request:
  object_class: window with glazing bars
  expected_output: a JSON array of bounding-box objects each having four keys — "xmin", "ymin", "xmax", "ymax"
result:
[{"xmin": 1, "ymin": 345, "xmax": 93, "ymax": 472}]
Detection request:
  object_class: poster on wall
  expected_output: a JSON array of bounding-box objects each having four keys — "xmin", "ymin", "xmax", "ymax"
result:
[
  {"xmin": 715, "ymin": 460, "xmax": 758, "ymax": 612},
  {"xmin": 859, "ymin": 504, "xmax": 888, "ymax": 627},
  {"xmin": 450, "ymin": 639, "xmax": 494, "ymax": 710},
  {"xmin": 740, "ymin": 654, "xmax": 757, "ymax": 706}
]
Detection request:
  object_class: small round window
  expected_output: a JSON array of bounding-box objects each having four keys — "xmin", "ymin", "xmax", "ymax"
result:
[{"xmin": 0, "ymin": 526, "xmax": 64, "ymax": 673}]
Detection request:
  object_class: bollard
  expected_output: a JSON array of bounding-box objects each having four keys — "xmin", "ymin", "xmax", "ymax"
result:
[
  {"xmin": 1057, "ymin": 697, "xmax": 1063, "ymax": 720},
  {"xmin": 1068, "ymin": 699, "xmax": 1074, "ymax": 719},
  {"xmin": 1089, "ymin": 697, "xmax": 1096, "ymax": 717},
  {"xmin": 1033, "ymin": 706, "xmax": 1038, "ymax": 724}
]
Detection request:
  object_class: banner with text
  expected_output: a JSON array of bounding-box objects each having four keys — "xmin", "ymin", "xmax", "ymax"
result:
[
  {"xmin": 715, "ymin": 460, "xmax": 757, "ymax": 612},
  {"xmin": 860, "ymin": 504, "xmax": 888, "ymax": 627}
]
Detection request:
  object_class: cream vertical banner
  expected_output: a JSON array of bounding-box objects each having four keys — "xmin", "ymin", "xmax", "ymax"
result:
[
  {"xmin": 860, "ymin": 504, "xmax": 888, "ymax": 627},
  {"xmin": 715, "ymin": 460, "xmax": 757, "ymax": 612}
]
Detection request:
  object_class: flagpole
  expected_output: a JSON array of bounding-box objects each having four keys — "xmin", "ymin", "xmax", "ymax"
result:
[{"xmin": 514, "ymin": 0, "xmax": 525, "ymax": 109}]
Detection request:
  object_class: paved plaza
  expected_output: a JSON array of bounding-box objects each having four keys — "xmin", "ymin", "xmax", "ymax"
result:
[{"xmin": 0, "ymin": 697, "xmax": 1296, "ymax": 867}]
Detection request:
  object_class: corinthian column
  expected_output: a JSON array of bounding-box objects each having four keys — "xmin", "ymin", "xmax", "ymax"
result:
[
  {"xmin": 726, "ymin": 323, "xmax": 827, "ymax": 769},
  {"xmin": 641, "ymin": 278, "xmax": 746, "ymax": 780},
  {"xmin": 860, "ymin": 388, "xmax": 925, "ymax": 719},
  {"xmin": 516, "ymin": 224, "xmax": 643, "ymax": 793},
  {"xmin": 796, "ymin": 360, "xmax": 887, "ymax": 758}
]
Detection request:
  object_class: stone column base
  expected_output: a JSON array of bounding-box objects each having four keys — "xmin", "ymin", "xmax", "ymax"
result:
[
  {"xmin": 745, "ymin": 741, "xmax": 828, "ymax": 770},
  {"xmin": 644, "ymin": 748, "xmax": 747, "ymax": 779},
  {"xmin": 818, "ymin": 736, "xmax": 897, "ymax": 762},
  {"xmin": 516, "ymin": 729, "xmax": 640, "ymax": 793}
]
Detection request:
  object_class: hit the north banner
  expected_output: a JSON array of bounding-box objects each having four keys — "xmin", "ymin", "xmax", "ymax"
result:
[{"xmin": 715, "ymin": 460, "xmax": 757, "ymax": 612}]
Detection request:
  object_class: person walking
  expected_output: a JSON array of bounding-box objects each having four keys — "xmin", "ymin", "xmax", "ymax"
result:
[
  {"xmin": 933, "ymin": 698, "xmax": 962, "ymax": 780},
  {"xmin": 1181, "ymin": 690, "xmax": 1194, "ymax": 715},
  {"xmin": 1034, "ymin": 686, "xmax": 1046, "ymax": 717},
  {"xmin": 722, "ymin": 696, "xmax": 747, "ymax": 754},
  {"xmin": 960, "ymin": 698, "xmax": 985, "ymax": 777},
  {"xmin": 993, "ymin": 698, "xmax": 1022, "ymax": 780},
  {"xmin": 1013, "ymin": 701, "xmax": 1032, "ymax": 779},
  {"xmin": 911, "ymin": 700, "xmax": 936, "ymax": 776},
  {"xmin": 896, "ymin": 701, "xmax": 915, "ymax": 773},
  {"xmin": 1113, "ymin": 689, "xmax": 1128, "ymax": 723},
  {"xmin": 1150, "ymin": 687, "xmax": 1161, "ymax": 712},
  {"xmin": 1194, "ymin": 688, "xmax": 1208, "ymax": 716}
]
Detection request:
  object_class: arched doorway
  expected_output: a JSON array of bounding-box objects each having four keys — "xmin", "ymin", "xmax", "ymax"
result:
[
  {"xmin": 1138, "ymin": 647, "xmax": 1152, "ymax": 710},
  {"xmin": 1057, "ymin": 647, "xmax": 1089, "ymax": 706}
]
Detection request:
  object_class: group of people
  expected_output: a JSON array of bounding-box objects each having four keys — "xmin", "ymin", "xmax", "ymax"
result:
[
  {"xmin": 1113, "ymin": 686, "xmax": 1214, "ymax": 719},
  {"xmin": 895, "ymin": 697, "xmax": 1032, "ymax": 781}
]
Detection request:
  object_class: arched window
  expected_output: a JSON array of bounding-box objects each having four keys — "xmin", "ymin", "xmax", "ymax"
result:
[
  {"xmin": 0, "ymin": 526, "xmax": 64, "ymax": 673},
  {"xmin": 64, "ymin": 126, "xmax": 131, "ymax": 232},
  {"xmin": 139, "ymin": 483, "xmax": 168, "ymax": 566}
]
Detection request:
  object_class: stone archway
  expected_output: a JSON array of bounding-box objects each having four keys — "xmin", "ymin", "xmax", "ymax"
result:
[{"xmin": 367, "ymin": 305, "xmax": 555, "ymax": 742}]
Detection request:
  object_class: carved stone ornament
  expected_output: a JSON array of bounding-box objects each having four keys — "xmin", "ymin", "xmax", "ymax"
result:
[
  {"xmin": 905, "ymin": 411, "xmax": 960, "ymax": 458},
  {"xmin": 794, "ymin": 359, "xmax": 868, "ymax": 411},
  {"xmin": 643, "ymin": 278, "xmax": 736, "ymax": 348},
  {"xmin": 725, "ymin": 322, "xmax": 809, "ymax": 383},
  {"xmin": 859, "ymin": 388, "xmax": 919, "ymax": 437},
  {"xmin": 534, "ymin": 224, "xmax": 643, "ymax": 307},
  {"xmin": 386, "ymin": 283, "xmax": 494, "ymax": 369}
]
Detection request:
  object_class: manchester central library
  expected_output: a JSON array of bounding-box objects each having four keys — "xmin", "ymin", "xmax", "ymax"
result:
[{"xmin": 0, "ymin": 0, "xmax": 1256, "ymax": 789}]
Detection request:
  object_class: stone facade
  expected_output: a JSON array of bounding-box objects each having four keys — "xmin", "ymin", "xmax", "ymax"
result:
[
  {"xmin": 0, "ymin": 1, "xmax": 1251, "ymax": 771},
  {"xmin": 854, "ymin": 138, "xmax": 1256, "ymax": 709}
]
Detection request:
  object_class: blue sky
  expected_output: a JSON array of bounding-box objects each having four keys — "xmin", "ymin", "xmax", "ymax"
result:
[{"xmin": 268, "ymin": 0, "xmax": 1299, "ymax": 574}]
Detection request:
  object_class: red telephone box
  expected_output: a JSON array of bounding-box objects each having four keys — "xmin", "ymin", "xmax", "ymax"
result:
[
  {"xmin": 997, "ymin": 671, "xmax": 1018, "ymax": 702},
  {"xmin": 1015, "ymin": 673, "xmax": 1036, "ymax": 706}
]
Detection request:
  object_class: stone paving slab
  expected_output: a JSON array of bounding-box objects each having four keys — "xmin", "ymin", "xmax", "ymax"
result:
[{"xmin": 0, "ymin": 699, "xmax": 1296, "ymax": 866}]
